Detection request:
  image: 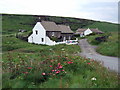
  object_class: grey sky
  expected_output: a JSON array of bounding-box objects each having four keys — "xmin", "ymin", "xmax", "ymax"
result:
[{"xmin": 0, "ymin": 0, "xmax": 119, "ymax": 23}]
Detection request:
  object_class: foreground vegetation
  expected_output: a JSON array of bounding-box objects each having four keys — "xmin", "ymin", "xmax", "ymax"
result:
[
  {"xmin": 2, "ymin": 35, "xmax": 119, "ymax": 88},
  {"xmin": 87, "ymin": 32, "xmax": 119, "ymax": 57}
]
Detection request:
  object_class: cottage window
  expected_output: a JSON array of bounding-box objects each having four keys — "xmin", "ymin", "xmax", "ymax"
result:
[
  {"xmin": 52, "ymin": 32, "xmax": 55, "ymax": 36},
  {"xmin": 36, "ymin": 30, "xmax": 38, "ymax": 35},
  {"xmin": 41, "ymin": 38, "xmax": 44, "ymax": 42}
]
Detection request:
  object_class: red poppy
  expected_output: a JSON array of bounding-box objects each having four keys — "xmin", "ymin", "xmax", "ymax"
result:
[
  {"xmin": 87, "ymin": 63, "xmax": 91, "ymax": 64},
  {"xmin": 27, "ymin": 67, "xmax": 32, "ymax": 69}
]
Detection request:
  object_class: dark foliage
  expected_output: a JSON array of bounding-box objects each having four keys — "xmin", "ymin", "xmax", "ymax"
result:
[{"xmin": 95, "ymin": 36, "xmax": 108, "ymax": 43}]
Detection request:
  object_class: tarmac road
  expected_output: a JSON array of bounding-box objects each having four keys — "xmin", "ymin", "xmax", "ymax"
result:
[{"xmin": 78, "ymin": 39, "xmax": 119, "ymax": 73}]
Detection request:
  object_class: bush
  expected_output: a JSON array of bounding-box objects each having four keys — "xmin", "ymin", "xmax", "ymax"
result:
[{"xmin": 50, "ymin": 36, "xmax": 58, "ymax": 42}]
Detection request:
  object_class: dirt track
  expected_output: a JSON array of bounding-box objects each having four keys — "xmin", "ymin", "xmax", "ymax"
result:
[{"xmin": 78, "ymin": 39, "xmax": 119, "ymax": 73}]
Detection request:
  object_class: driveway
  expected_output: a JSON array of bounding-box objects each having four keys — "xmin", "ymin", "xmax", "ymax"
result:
[{"xmin": 78, "ymin": 39, "xmax": 119, "ymax": 73}]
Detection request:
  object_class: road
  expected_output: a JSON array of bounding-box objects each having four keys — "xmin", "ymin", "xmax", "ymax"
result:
[{"xmin": 78, "ymin": 39, "xmax": 119, "ymax": 73}]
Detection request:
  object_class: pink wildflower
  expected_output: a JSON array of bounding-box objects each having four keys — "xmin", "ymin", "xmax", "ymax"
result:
[
  {"xmin": 87, "ymin": 63, "xmax": 91, "ymax": 64},
  {"xmin": 58, "ymin": 63, "xmax": 61, "ymax": 66},
  {"xmin": 49, "ymin": 65, "xmax": 52, "ymax": 67},
  {"xmin": 62, "ymin": 70, "xmax": 65, "ymax": 71},
  {"xmin": 67, "ymin": 61, "xmax": 73, "ymax": 64},
  {"xmin": 42, "ymin": 73, "xmax": 46, "ymax": 75},
  {"xmin": 58, "ymin": 65, "xmax": 63, "ymax": 69},
  {"xmin": 27, "ymin": 67, "xmax": 32, "ymax": 69},
  {"xmin": 58, "ymin": 56, "xmax": 60, "ymax": 57},
  {"xmin": 56, "ymin": 70, "xmax": 60, "ymax": 74},
  {"xmin": 23, "ymin": 72, "xmax": 28, "ymax": 74},
  {"xmin": 52, "ymin": 70, "xmax": 55, "ymax": 72},
  {"xmin": 64, "ymin": 61, "xmax": 67, "ymax": 63},
  {"xmin": 50, "ymin": 60, "xmax": 54, "ymax": 62}
]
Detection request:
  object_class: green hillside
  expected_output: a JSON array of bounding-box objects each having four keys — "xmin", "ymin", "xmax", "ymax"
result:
[
  {"xmin": 84, "ymin": 22, "xmax": 118, "ymax": 32},
  {"xmin": 2, "ymin": 14, "xmax": 118, "ymax": 35}
]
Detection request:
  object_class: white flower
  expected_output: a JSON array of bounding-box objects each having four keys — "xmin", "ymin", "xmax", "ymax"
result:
[
  {"xmin": 91, "ymin": 77, "xmax": 96, "ymax": 81},
  {"xmin": 61, "ymin": 49, "xmax": 65, "ymax": 51},
  {"xmin": 20, "ymin": 61, "xmax": 22, "ymax": 63},
  {"xmin": 12, "ymin": 62, "xmax": 14, "ymax": 64},
  {"xmin": 49, "ymin": 49, "xmax": 52, "ymax": 51}
]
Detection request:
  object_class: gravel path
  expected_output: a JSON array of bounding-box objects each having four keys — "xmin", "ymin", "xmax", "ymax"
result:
[{"xmin": 78, "ymin": 39, "xmax": 119, "ymax": 73}]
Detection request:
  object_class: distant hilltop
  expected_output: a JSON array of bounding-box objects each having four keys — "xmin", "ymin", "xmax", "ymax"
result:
[{"xmin": 2, "ymin": 14, "xmax": 118, "ymax": 35}]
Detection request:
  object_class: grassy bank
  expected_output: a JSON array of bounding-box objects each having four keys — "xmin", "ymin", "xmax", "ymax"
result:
[
  {"xmin": 2, "ymin": 35, "xmax": 119, "ymax": 88},
  {"xmin": 87, "ymin": 32, "xmax": 118, "ymax": 57}
]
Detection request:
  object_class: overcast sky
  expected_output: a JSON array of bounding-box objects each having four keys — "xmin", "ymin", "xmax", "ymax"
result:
[{"xmin": 0, "ymin": 0, "xmax": 119, "ymax": 23}]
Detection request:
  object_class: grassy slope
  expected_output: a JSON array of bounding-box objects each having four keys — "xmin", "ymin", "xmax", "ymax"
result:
[
  {"xmin": 2, "ymin": 14, "xmax": 37, "ymax": 34},
  {"xmin": 96, "ymin": 32, "xmax": 119, "ymax": 57},
  {"xmin": 87, "ymin": 32, "xmax": 118, "ymax": 57},
  {"xmin": 84, "ymin": 21, "xmax": 118, "ymax": 32}
]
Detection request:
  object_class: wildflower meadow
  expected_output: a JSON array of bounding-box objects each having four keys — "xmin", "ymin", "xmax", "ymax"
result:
[{"xmin": 2, "ymin": 35, "xmax": 119, "ymax": 88}]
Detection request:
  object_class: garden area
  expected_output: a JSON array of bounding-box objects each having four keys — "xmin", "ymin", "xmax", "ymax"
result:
[{"xmin": 2, "ymin": 35, "xmax": 119, "ymax": 88}]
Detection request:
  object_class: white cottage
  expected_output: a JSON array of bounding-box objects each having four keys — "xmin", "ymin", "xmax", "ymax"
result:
[
  {"xmin": 75, "ymin": 28, "xmax": 104, "ymax": 37},
  {"xmin": 84, "ymin": 28, "xmax": 93, "ymax": 36},
  {"xmin": 28, "ymin": 22, "xmax": 56, "ymax": 45}
]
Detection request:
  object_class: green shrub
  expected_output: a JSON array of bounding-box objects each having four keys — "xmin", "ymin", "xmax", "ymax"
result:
[{"xmin": 50, "ymin": 36, "xmax": 58, "ymax": 42}]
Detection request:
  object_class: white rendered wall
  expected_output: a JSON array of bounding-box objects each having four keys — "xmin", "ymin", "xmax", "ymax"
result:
[
  {"xmin": 84, "ymin": 28, "xmax": 93, "ymax": 36},
  {"xmin": 28, "ymin": 22, "xmax": 56, "ymax": 45},
  {"xmin": 45, "ymin": 36, "xmax": 56, "ymax": 45},
  {"xmin": 28, "ymin": 22, "xmax": 46, "ymax": 44}
]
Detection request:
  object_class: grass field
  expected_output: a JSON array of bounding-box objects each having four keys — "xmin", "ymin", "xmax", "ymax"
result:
[
  {"xmin": 87, "ymin": 32, "xmax": 119, "ymax": 57},
  {"xmin": 2, "ymin": 35, "xmax": 119, "ymax": 88}
]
